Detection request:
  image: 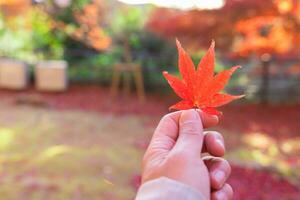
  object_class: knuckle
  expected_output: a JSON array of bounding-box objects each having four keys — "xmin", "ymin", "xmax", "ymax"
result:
[
  {"xmin": 205, "ymin": 131, "xmax": 224, "ymax": 148},
  {"xmin": 161, "ymin": 113, "xmax": 172, "ymax": 123},
  {"xmin": 181, "ymin": 122, "xmax": 200, "ymax": 135}
]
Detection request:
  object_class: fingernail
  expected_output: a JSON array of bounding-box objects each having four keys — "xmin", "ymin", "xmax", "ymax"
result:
[
  {"xmin": 216, "ymin": 139, "xmax": 224, "ymax": 150},
  {"xmin": 191, "ymin": 110, "xmax": 199, "ymax": 120},
  {"xmin": 214, "ymin": 170, "xmax": 225, "ymax": 183}
]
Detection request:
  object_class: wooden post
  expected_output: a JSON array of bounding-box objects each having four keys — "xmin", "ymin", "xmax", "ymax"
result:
[
  {"xmin": 260, "ymin": 54, "xmax": 271, "ymax": 104},
  {"xmin": 133, "ymin": 64, "xmax": 145, "ymax": 102}
]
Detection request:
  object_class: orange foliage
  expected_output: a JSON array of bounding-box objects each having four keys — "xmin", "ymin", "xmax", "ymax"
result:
[
  {"xmin": 0, "ymin": 0, "xmax": 27, "ymax": 5},
  {"xmin": 233, "ymin": 16, "xmax": 293, "ymax": 56},
  {"xmin": 232, "ymin": 0, "xmax": 300, "ymax": 57},
  {"xmin": 51, "ymin": 1, "xmax": 111, "ymax": 51},
  {"xmin": 274, "ymin": 0, "xmax": 300, "ymax": 23},
  {"xmin": 71, "ymin": 1, "xmax": 111, "ymax": 51},
  {"xmin": 293, "ymin": 2, "xmax": 300, "ymax": 23},
  {"xmin": 0, "ymin": 0, "xmax": 31, "ymax": 17}
]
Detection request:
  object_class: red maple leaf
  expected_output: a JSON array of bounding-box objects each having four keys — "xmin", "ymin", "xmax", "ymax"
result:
[{"xmin": 163, "ymin": 40, "xmax": 244, "ymax": 116}]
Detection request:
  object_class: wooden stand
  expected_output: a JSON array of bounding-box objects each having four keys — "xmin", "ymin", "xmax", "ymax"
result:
[
  {"xmin": 110, "ymin": 62, "xmax": 145, "ymax": 102},
  {"xmin": 110, "ymin": 38, "xmax": 146, "ymax": 102}
]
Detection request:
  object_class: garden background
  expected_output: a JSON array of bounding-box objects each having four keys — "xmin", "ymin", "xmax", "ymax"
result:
[{"xmin": 0, "ymin": 0, "xmax": 299, "ymax": 199}]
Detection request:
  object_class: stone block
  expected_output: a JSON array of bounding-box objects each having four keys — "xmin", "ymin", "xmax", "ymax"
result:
[
  {"xmin": 0, "ymin": 59, "xmax": 28, "ymax": 90},
  {"xmin": 35, "ymin": 61, "xmax": 68, "ymax": 92}
]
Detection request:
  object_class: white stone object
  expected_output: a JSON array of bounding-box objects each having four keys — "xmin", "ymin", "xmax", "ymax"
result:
[
  {"xmin": 35, "ymin": 60, "xmax": 68, "ymax": 92},
  {"xmin": 0, "ymin": 59, "xmax": 28, "ymax": 90}
]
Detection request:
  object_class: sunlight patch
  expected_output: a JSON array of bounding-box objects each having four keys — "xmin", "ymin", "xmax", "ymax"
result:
[{"xmin": 0, "ymin": 128, "xmax": 15, "ymax": 151}]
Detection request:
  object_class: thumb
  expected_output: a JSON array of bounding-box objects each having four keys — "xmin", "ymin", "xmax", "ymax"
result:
[{"xmin": 172, "ymin": 109, "xmax": 204, "ymax": 156}]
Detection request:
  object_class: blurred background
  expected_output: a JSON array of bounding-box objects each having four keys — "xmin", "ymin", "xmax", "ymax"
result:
[{"xmin": 0, "ymin": 0, "xmax": 299, "ymax": 199}]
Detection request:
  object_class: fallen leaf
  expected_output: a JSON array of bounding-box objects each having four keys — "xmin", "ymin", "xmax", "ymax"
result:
[{"xmin": 163, "ymin": 39, "xmax": 244, "ymax": 115}]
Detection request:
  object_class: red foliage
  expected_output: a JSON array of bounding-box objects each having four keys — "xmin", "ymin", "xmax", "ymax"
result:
[
  {"xmin": 163, "ymin": 40, "xmax": 243, "ymax": 115},
  {"xmin": 229, "ymin": 165, "xmax": 300, "ymax": 200},
  {"xmin": 146, "ymin": 0, "xmax": 300, "ymax": 56},
  {"xmin": 146, "ymin": 0, "xmax": 274, "ymax": 51}
]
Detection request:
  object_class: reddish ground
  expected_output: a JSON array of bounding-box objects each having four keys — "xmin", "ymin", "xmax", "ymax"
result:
[
  {"xmin": 221, "ymin": 104, "xmax": 300, "ymax": 139},
  {"xmin": 0, "ymin": 85, "xmax": 300, "ymax": 199},
  {"xmin": 131, "ymin": 165, "xmax": 300, "ymax": 200},
  {"xmin": 1, "ymin": 85, "xmax": 299, "ymax": 138},
  {"xmin": 229, "ymin": 166, "xmax": 300, "ymax": 200},
  {"xmin": 0, "ymin": 85, "xmax": 171, "ymax": 116}
]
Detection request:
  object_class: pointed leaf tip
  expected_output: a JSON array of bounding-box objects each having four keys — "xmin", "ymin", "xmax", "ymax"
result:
[
  {"xmin": 163, "ymin": 71, "xmax": 190, "ymax": 100},
  {"xmin": 207, "ymin": 93, "xmax": 245, "ymax": 108},
  {"xmin": 176, "ymin": 38, "xmax": 182, "ymax": 48},
  {"xmin": 210, "ymin": 40, "xmax": 215, "ymax": 49},
  {"xmin": 196, "ymin": 39, "xmax": 216, "ymax": 78},
  {"xmin": 176, "ymin": 39, "xmax": 196, "ymax": 88}
]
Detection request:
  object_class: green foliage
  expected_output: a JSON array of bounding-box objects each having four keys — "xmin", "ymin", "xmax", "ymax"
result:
[
  {"xmin": 50, "ymin": 0, "xmax": 91, "ymax": 24},
  {"xmin": 30, "ymin": 8, "xmax": 66, "ymax": 60},
  {"xmin": 191, "ymin": 51, "xmax": 226, "ymax": 73},
  {"xmin": 0, "ymin": 9, "xmax": 66, "ymax": 61},
  {"xmin": 68, "ymin": 51, "xmax": 121, "ymax": 83},
  {"xmin": 129, "ymin": 31, "xmax": 177, "ymax": 88},
  {"xmin": 0, "ymin": 15, "xmax": 34, "ymax": 62},
  {"xmin": 64, "ymin": 5, "xmax": 175, "ymax": 88},
  {"xmin": 108, "ymin": 7, "xmax": 177, "ymax": 88},
  {"xmin": 110, "ymin": 7, "xmax": 146, "ymax": 37}
]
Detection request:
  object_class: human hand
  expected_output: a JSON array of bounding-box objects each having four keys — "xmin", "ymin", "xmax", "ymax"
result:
[{"xmin": 141, "ymin": 109, "xmax": 233, "ymax": 200}]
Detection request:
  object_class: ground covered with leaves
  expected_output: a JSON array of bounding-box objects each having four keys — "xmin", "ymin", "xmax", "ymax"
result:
[{"xmin": 0, "ymin": 85, "xmax": 299, "ymax": 199}]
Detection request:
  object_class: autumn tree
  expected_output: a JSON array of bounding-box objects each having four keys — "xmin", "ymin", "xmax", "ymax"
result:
[
  {"xmin": 146, "ymin": 0, "xmax": 274, "ymax": 52},
  {"xmin": 233, "ymin": 0, "xmax": 300, "ymax": 103},
  {"xmin": 146, "ymin": 0, "xmax": 300, "ymax": 103},
  {"xmin": 0, "ymin": 0, "xmax": 31, "ymax": 17},
  {"xmin": 43, "ymin": 0, "xmax": 111, "ymax": 52}
]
